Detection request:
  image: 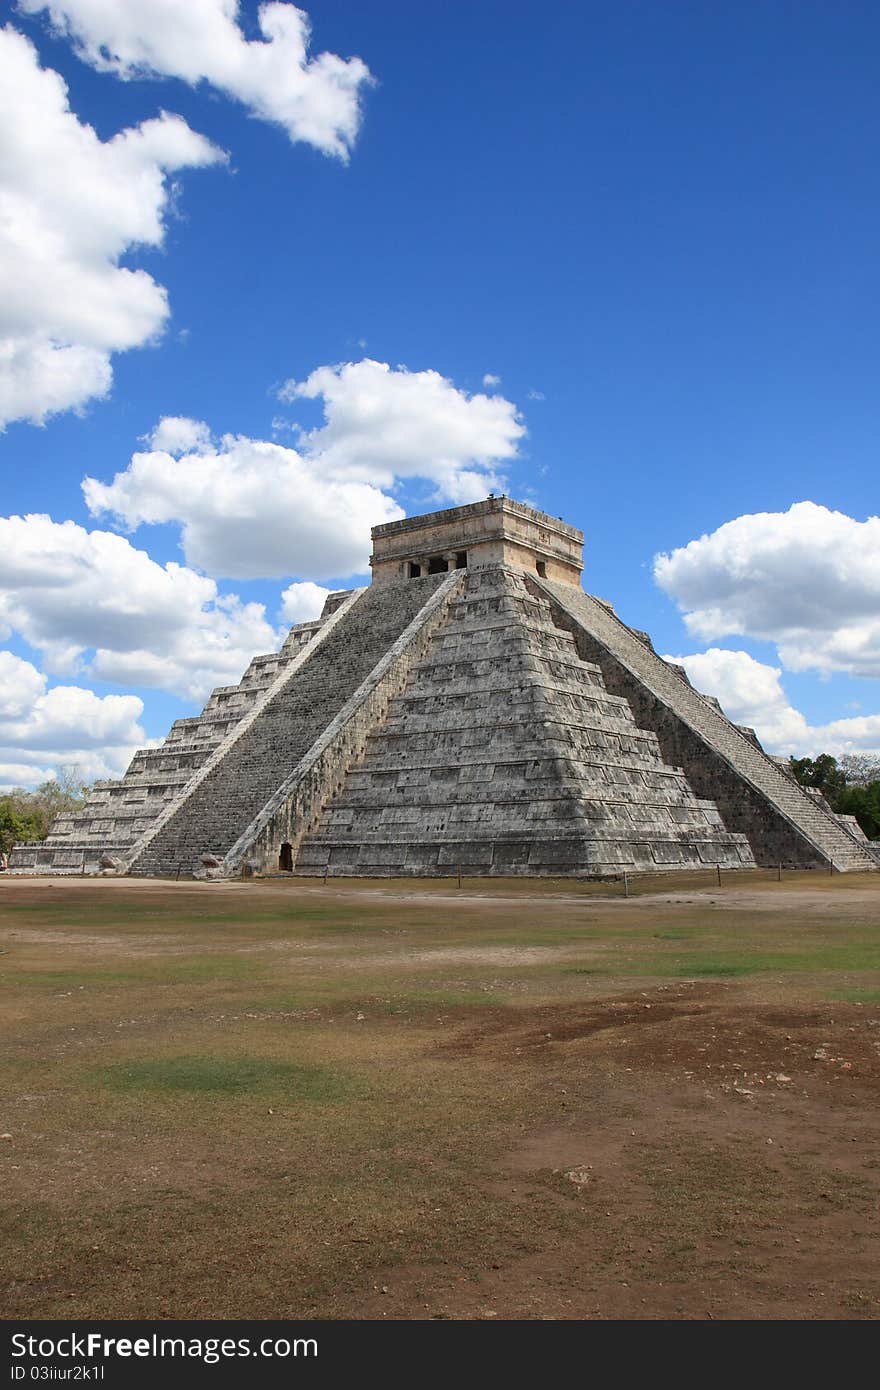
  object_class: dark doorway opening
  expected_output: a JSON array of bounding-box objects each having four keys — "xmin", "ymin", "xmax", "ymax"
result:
[
  {"xmin": 428, "ymin": 556, "xmax": 447, "ymax": 574},
  {"xmin": 279, "ymin": 842, "xmax": 293, "ymax": 871},
  {"xmin": 536, "ymin": 560, "xmax": 547, "ymax": 577},
  {"xmin": 456, "ymin": 551, "xmax": 467, "ymax": 568},
  {"xmin": 408, "ymin": 562, "xmax": 421, "ymax": 578}
]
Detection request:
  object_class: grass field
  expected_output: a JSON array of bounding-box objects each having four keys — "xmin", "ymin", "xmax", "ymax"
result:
[{"xmin": 2, "ymin": 871, "xmax": 880, "ymax": 1320}]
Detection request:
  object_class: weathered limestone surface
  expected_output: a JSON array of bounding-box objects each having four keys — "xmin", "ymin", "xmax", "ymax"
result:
[
  {"xmin": 534, "ymin": 577, "xmax": 878, "ymax": 872},
  {"xmin": 294, "ymin": 568, "xmax": 756, "ymax": 876},
  {"xmin": 127, "ymin": 573, "xmax": 451, "ymax": 877}
]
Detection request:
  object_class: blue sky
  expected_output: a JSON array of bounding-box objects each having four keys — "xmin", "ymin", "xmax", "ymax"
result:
[{"xmin": 1, "ymin": 0, "xmax": 879, "ymax": 787}]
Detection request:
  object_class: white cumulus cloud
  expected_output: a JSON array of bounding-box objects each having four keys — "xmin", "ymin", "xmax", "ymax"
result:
[
  {"xmin": 145, "ymin": 415, "xmax": 214, "ymax": 456},
  {"xmin": 279, "ymin": 580, "xmax": 330, "ymax": 624},
  {"xmin": 0, "ymin": 514, "xmax": 281, "ymax": 701},
  {"xmin": 654, "ymin": 502, "xmax": 880, "ymax": 678},
  {"xmin": 666, "ymin": 647, "xmax": 880, "ymax": 759},
  {"xmin": 0, "ymin": 24, "xmax": 225, "ymax": 429},
  {"xmin": 19, "ymin": 0, "xmax": 372, "ymax": 158},
  {"xmin": 0, "ymin": 650, "xmax": 149, "ymax": 786},
  {"xmin": 0, "ymin": 762, "xmax": 55, "ymax": 789},
  {"xmin": 83, "ymin": 360, "xmax": 526, "ymax": 579},
  {"xmin": 280, "ymin": 358, "xmax": 526, "ymax": 501},
  {"xmin": 0, "ymin": 650, "xmax": 45, "ymax": 718},
  {"xmin": 83, "ymin": 431, "xmax": 403, "ymax": 580}
]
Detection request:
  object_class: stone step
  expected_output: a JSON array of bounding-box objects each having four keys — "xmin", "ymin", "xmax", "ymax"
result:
[
  {"xmin": 330, "ymin": 781, "xmax": 717, "ymax": 809},
  {"xmin": 395, "ymin": 677, "xmax": 631, "ymax": 708},
  {"xmin": 295, "ymin": 829, "xmax": 754, "ymax": 875},
  {"xmin": 343, "ymin": 754, "xmax": 692, "ymax": 788},
  {"xmin": 379, "ymin": 706, "xmax": 662, "ymax": 739},
  {"xmin": 315, "ymin": 803, "xmax": 730, "ymax": 834}
]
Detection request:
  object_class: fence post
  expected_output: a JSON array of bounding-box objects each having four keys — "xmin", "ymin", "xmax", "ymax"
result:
[
  {"xmin": 623, "ymin": 871, "xmax": 629, "ymax": 898},
  {"xmin": 457, "ymin": 863, "xmax": 462, "ymax": 889},
  {"xmin": 777, "ymin": 863, "xmax": 782, "ymax": 882},
  {"xmin": 716, "ymin": 864, "xmax": 722, "ymax": 888}
]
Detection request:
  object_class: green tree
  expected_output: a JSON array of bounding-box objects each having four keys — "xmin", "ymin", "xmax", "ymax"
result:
[
  {"xmin": 0, "ymin": 768, "xmax": 93, "ymax": 857},
  {"xmin": 790, "ymin": 753, "xmax": 880, "ymax": 840},
  {"xmin": 836, "ymin": 783, "xmax": 880, "ymax": 840},
  {"xmin": 789, "ymin": 754, "xmax": 847, "ymax": 806},
  {"xmin": 0, "ymin": 799, "xmax": 46, "ymax": 855}
]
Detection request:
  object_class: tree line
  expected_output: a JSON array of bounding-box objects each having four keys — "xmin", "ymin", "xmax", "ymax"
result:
[{"xmin": 0, "ymin": 768, "xmax": 93, "ymax": 857}]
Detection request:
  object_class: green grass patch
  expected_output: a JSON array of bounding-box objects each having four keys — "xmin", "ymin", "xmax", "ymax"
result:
[
  {"xmin": 668, "ymin": 960, "xmax": 757, "ymax": 977},
  {"xmin": 625, "ymin": 944, "xmax": 880, "ymax": 978},
  {"xmin": 239, "ymin": 983, "xmax": 509, "ymax": 1015},
  {"xmin": 93, "ymin": 1054, "xmax": 357, "ymax": 1100}
]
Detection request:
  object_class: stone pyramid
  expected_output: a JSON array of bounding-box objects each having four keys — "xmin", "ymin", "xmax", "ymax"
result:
[
  {"xmin": 294, "ymin": 566, "xmax": 753, "ymax": 876},
  {"xmin": 12, "ymin": 498, "xmax": 876, "ymax": 877}
]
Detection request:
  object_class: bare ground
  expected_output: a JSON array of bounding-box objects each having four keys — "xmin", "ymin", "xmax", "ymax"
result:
[{"xmin": 2, "ymin": 872, "xmax": 879, "ymax": 1320}]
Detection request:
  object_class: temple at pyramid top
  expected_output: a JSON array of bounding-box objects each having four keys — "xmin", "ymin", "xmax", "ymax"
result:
[{"xmin": 370, "ymin": 496, "xmax": 584, "ymax": 587}]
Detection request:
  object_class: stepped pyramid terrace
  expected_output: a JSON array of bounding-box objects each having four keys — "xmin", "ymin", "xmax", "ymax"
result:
[{"xmin": 10, "ymin": 498, "xmax": 878, "ymax": 878}]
